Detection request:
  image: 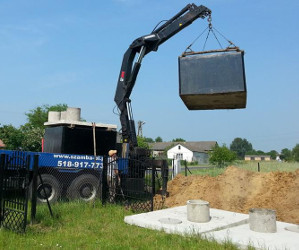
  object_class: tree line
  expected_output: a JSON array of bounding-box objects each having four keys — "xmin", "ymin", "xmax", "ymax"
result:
[
  {"xmin": 209, "ymin": 138, "xmax": 299, "ymax": 167},
  {"xmin": 229, "ymin": 137, "xmax": 299, "ymax": 162},
  {"xmin": 0, "ymin": 104, "xmax": 67, "ymax": 151},
  {"xmin": 1, "ymin": 105, "xmax": 298, "ymax": 164}
]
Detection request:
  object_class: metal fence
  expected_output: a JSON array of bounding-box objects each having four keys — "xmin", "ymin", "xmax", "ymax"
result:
[
  {"xmin": 36, "ymin": 165, "xmax": 102, "ymax": 204},
  {"xmin": 103, "ymin": 157, "xmax": 168, "ymax": 212},
  {"xmin": 0, "ymin": 149, "xmax": 169, "ymax": 233},
  {"xmin": 34, "ymin": 155, "xmax": 168, "ymax": 212},
  {"xmin": 0, "ymin": 151, "xmax": 31, "ymax": 233}
]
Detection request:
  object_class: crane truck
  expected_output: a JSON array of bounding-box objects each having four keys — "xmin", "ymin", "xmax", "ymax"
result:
[{"xmin": 1, "ymin": 3, "xmax": 246, "ymax": 203}]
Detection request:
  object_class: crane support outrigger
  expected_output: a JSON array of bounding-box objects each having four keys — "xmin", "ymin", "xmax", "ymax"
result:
[{"xmin": 114, "ymin": 3, "xmax": 211, "ymax": 151}]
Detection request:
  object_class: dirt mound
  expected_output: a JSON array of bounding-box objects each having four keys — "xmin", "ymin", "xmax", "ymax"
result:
[{"xmin": 156, "ymin": 166, "xmax": 299, "ymax": 224}]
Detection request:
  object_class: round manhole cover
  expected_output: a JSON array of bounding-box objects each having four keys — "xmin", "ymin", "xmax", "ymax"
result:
[{"xmin": 158, "ymin": 218, "xmax": 182, "ymax": 225}]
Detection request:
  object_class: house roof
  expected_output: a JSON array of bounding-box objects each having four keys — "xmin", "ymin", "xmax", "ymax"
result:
[
  {"xmin": 0, "ymin": 139, "xmax": 5, "ymax": 148},
  {"xmin": 149, "ymin": 142, "xmax": 175, "ymax": 151},
  {"xmin": 150, "ymin": 141, "xmax": 217, "ymax": 153}
]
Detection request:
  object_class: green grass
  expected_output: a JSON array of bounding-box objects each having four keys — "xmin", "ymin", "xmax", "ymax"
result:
[
  {"xmin": 0, "ymin": 202, "xmax": 246, "ymax": 249},
  {"xmin": 189, "ymin": 167, "xmax": 226, "ymax": 177},
  {"xmin": 182, "ymin": 161, "xmax": 299, "ymax": 177},
  {"xmin": 235, "ymin": 161, "xmax": 299, "ymax": 172}
]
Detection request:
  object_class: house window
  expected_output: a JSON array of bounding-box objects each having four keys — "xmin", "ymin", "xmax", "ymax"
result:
[
  {"xmin": 176, "ymin": 153, "xmax": 183, "ymax": 160},
  {"xmin": 250, "ymin": 157, "xmax": 255, "ymax": 160},
  {"xmin": 261, "ymin": 157, "xmax": 265, "ymax": 161},
  {"xmin": 178, "ymin": 146, "xmax": 181, "ymax": 150}
]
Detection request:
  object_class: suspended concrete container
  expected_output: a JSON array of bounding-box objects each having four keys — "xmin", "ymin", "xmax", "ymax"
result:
[{"xmin": 179, "ymin": 48, "xmax": 247, "ymax": 110}]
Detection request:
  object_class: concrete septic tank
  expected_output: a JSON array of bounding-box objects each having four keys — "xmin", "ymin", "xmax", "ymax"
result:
[
  {"xmin": 249, "ymin": 208, "xmax": 277, "ymax": 233},
  {"xmin": 66, "ymin": 107, "xmax": 81, "ymax": 121},
  {"xmin": 60, "ymin": 111, "xmax": 67, "ymax": 120},
  {"xmin": 48, "ymin": 111, "xmax": 61, "ymax": 122},
  {"xmin": 187, "ymin": 200, "xmax": 210, "ymax": 223}
]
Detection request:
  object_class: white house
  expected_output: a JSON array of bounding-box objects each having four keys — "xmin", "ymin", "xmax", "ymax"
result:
[
  {"xmin": 150, "ymin": 141, "xmax": 217, "ymax": 163},
  {"xmin": 168, "ymin": 144, "xmax": 193, "ymax": 161}
]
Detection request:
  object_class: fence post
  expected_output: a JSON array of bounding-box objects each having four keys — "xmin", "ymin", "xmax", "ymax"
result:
[
  {"xmin": 258, "ymin": 162, "xmax": 260, "ymax": 172},
  {"xmin": 151, "ymin": 164, "xmax": 155, "ymax": 211},
  {"xmin": 172, "ymin": 159, "xmax": 174, "ymax": 180},
  {"xmin": 0, "ymin": 154, "xmax": 5, "ymax": 226},
  {"xmin": 185, "ymin": 160, "xmax": 187, "ymax": 176},
  {"xmin": 31, "ymin": 154, "xmax": 39, "ymax": 224},
  {"xmin": 161, "ymin": 160, "xmax": 168, "ymax": 197},
  {"xmin": 101, "ymin": 156, "xmax": 108, "ymax": 204}
]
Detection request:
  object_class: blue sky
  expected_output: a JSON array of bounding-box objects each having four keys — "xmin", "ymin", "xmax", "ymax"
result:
[{"xmin": 0, "ymin": 0, "xmax": 298, "ymax": 152}]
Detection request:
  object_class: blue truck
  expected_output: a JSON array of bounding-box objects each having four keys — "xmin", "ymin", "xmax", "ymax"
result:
[
  {"xmin": 0, "ymin": 111, "xmax": 118, "ymax": 203},
  {"xmin": 0, "ymin": 149, "xmax": 104, "ymax": 203}
]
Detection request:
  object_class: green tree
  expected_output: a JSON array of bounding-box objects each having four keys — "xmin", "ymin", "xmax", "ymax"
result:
[
  {"xmin": 172, "ymin": 138, "xmax": 185, "ymax": 142},
  {"xmin": 256, "ymin": 150, "xmax": 265, "ymax": 155},
  {"xmin": 155, "ymin": 136, "xmax": 163, "ymax": 142},
  {"xmin": 230, "ymin": 137, "xmax": 253, "ymax": 159},
  {"xmin": 292, "ymin": 144, "xmax": 299, "ymax": 162},
  {"xmin": 143, "ymin": 137, "xmax": 154, "ymax": 143},
  {"xmin": 246, "ymin": 149, "xmax": 266, "ymax": 156},
  {"xmin": 0, "ymin": 104, "xmax": 68, "ymax": 152},
  {"xmin": 22, "ymin": 104, "xmax": 68, "ymax": 152},
  {"xmin": 281, "ymin": 148, "xmax": 292, "ymax": 161},
  {"xmin": 137, "ymin": 136, "xmax": 150, "ymax": 149},
  {"xmin": 19, "ymin": 124, "xmax": 44, "ymax": 151},
  {"xmin": 209, "ymin": 144, "xmax": 236, "ymax": 168},
  {"xmin": 0, "ymin": 124, "xmax": 23, "ymax": 150},
  {"xmin": 267, "ymin": 150, "xmax": 278, "ymax": 160},
  {"xmin": 25, "ymin": 104, "xmax": 68, "ymax": 129},
  {"xmin": 246, "ymin": 149, "xmax": 257, "ymax": 155}
]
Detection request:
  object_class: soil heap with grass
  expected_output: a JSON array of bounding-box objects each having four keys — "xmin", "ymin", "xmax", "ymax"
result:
[{"xmin": 155, "ymin": 166, "xmax": 299, "ymax": 224}]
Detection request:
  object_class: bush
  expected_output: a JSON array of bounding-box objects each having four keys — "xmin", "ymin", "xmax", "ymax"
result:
[{"xmin": 209, "ymin": 144, "xmax": 236, "ymax": 168}]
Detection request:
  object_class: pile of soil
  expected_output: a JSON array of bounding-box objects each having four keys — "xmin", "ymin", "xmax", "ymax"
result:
[{"xmin": 154, "ymin": 166, "xmax": 299, "ymax": 224}]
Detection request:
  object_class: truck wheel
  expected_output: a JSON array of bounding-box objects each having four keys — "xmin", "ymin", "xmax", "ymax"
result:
[
  {"xmin": 67, "ymin": 174, "xmax": 100, "ymax": 202},
  {"xmin": 36, "ymin": 174, "xmax": 61, "ymax": 203}
]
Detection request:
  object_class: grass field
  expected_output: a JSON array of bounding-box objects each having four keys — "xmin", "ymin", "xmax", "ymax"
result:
[
  {"xmin": 235, "ymin": 161, "xmax": 299, "ymax": 172},
  {"xmin": 186, "ymin": 161, "xmax": 299, "ymax": 176},
  {"xmin": 0, "ymin": 202, "xmax": 247, "ymax": 250}
]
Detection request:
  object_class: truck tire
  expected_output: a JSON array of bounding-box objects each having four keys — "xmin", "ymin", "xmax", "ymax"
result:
[
  {"xmin": 35, "ymin": 174, "xmax": 61, "ymax": 203},
  {"xmin": 67, "ymin": 174, "xmax": 100, "ymax": 202}
]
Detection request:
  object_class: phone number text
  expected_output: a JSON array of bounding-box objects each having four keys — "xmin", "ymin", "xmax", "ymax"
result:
[{"xmin": 57, "ymin": 160, "xmax": 101, "ymax": 169}]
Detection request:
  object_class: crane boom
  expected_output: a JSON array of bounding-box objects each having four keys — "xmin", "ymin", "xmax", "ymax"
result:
[{"xmin": 114, "ymin": 3, "xmax": 211, "ymax": 149}]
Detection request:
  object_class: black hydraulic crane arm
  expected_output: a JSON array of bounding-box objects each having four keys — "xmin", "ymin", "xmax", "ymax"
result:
[{"xmin": 114, "ymin": 3, "xmax": 211, "ymax": 149}]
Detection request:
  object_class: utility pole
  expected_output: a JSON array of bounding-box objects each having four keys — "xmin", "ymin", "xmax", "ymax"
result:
[{"xmin": 137, "ymin": 121, "xmax": 145, "ymax": 137}]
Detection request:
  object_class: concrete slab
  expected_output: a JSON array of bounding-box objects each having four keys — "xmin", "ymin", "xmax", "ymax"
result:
[
  {"xmin": 204, "ymin": 221, "xmax": 299, "ymax": 250},
  {"xmin": 125, "ymin": 206, "xmax": 249, "ymax": 235},
  {"xmin": 124, "ymin": 206, "xmax": 299, "ymax": 250}
]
